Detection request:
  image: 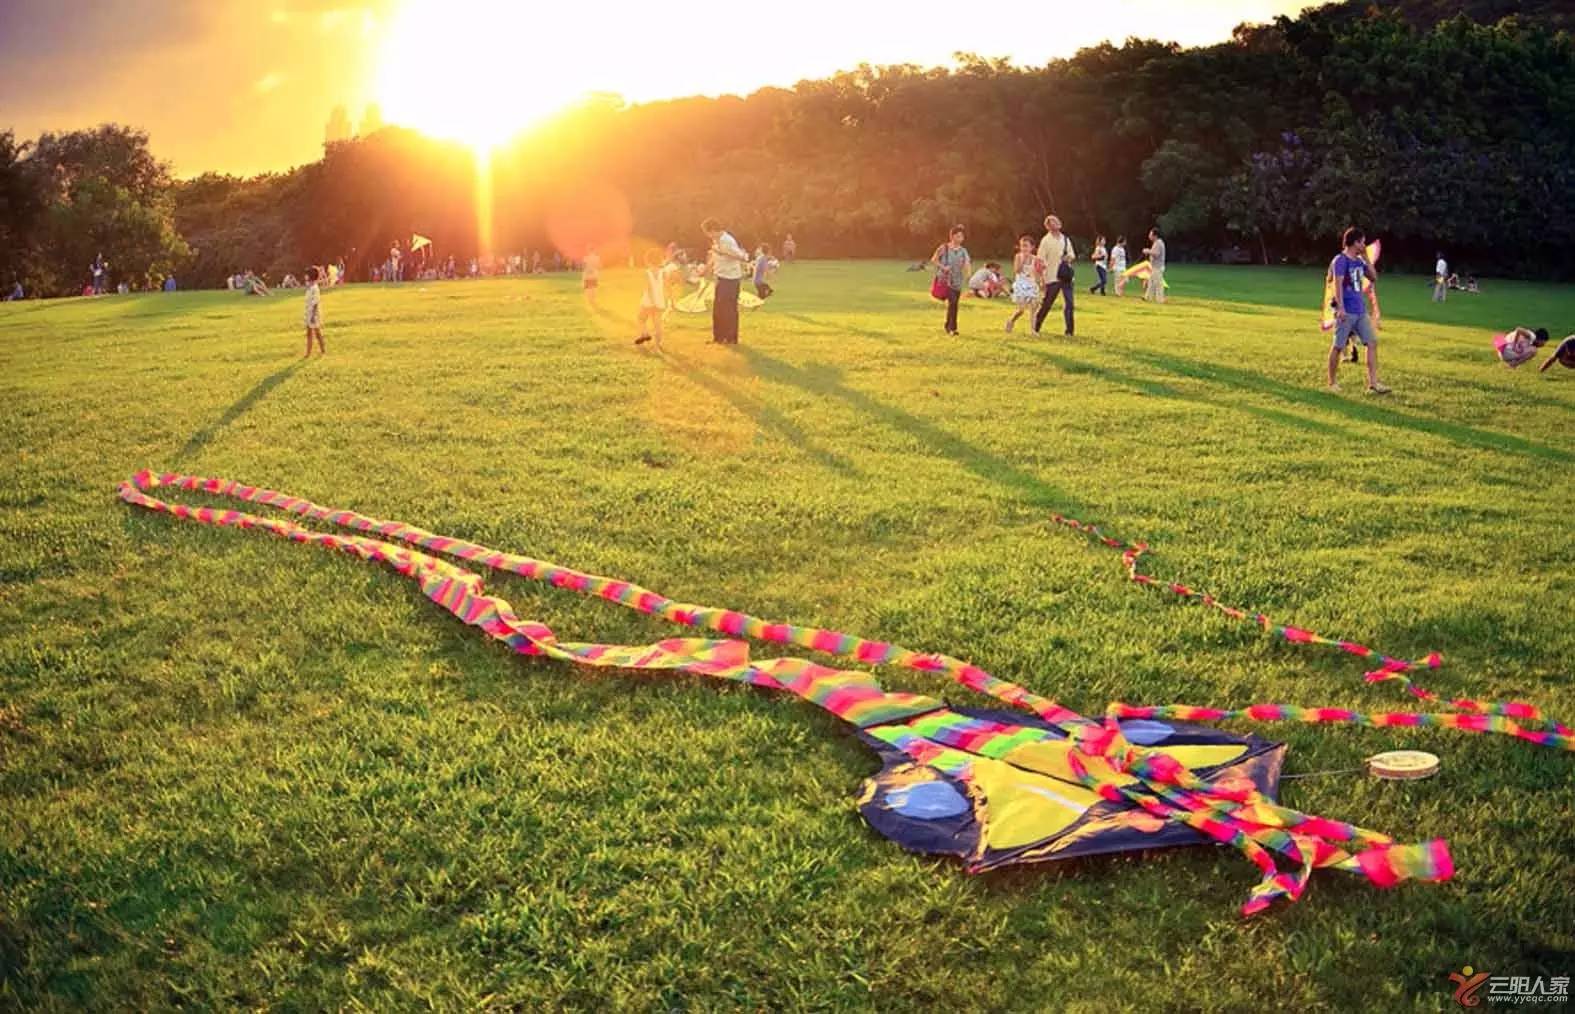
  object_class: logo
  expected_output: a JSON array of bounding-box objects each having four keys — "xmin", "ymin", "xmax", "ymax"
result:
[
  {"xmin": 1448, "ymin": 967, "xmax": 1570, "ymax": 1007},
  {"xmin": 1449, "ymin": 967, "xmax": 1491, "ymax": 1008}
]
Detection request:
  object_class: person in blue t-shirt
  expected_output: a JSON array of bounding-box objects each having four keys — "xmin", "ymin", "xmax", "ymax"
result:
[
  {"xmin": 1326, "ymin": 226, "xmax": 1390, "ymax": 394},
  {"xmin": 752, "ymin": 243, "xmax": 775, "ymax": 299}
]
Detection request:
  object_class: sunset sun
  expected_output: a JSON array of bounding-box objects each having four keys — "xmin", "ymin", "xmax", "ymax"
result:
[{"xmin": 374, "ymin": 1, "xmax": 590, "ymax": 149}]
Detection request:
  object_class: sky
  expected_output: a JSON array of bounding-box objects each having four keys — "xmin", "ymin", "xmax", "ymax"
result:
[{"xmin": 0, "ymin": 0, "xmax": 1316, "ymax": 177}]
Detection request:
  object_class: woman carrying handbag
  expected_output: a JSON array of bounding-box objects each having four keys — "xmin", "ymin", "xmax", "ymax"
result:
[{"xmin": 931, "ymin": 224, "xmax": 972, "ymax": 336}]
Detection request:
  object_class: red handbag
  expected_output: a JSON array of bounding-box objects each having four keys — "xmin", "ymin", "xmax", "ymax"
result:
[{"xmin": 931, "ymin": 273, "xmax": 951, "ymax": 301}]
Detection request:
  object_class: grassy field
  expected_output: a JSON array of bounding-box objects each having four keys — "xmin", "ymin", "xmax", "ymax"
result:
[{"xmin": 1, "ymin": 260, "xmax": 1572, "ymax": 1011}]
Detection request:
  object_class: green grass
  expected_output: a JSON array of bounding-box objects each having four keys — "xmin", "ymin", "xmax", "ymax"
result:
[{"xmin": 1, "ymin": 262, "xmax": 1572, "ymax": 1011}]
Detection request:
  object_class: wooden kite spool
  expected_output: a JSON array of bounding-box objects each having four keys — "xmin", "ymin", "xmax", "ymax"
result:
[{"xmin": 1365, "ymin": 750, "xmax": 1441, "ymax": 780}]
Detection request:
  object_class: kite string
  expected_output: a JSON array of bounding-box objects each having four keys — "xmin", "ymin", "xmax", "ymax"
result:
[
  {"xmin": 119, "ymin": 471, "xmax": 1090, "ymax": 730},
  {"xmin": 124, "ymin": 472, "xmax": 1566, "ymax": 745},
  {"xmin": 1048, "ymin": 514, "xmax": 1569, "ymax": 738},
  {"xmin": 116, "ymin": 471, "xmax": 1574, "ymax": 756}
]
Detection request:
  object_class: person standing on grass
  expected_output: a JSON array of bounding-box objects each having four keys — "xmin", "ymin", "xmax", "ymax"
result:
[
  {"xmin": 1089, "ymin": 235, "xmax": 1109, "ymax": 295},
  {"xmin": 1433, "ymin": 252, "xmax": 1448, "ymax": 302},
  {"xmin": 1142, "ymin": 227, "xmax": 1166, "ymax": 303},
  {"xmin": 633, "ymin": 248, "xmax": 667, "ymax": 349},
  {"xmin": 581, "ymin": 248, "xmax": 602, "ymax": 308},
  {"xmin": 1033, "ymin": 215, "xmax": 1075, "ymax": 336},
  {"xmin": 782, "ymin": 234, "xmax": 797, "ymax": 261},
  {"xmin": 302, "ymin": 266, "xmax": 325, "ymax": 357},
  {"xmin": 703, "ymin": 218, "xmax": 749, "ymax": 344},
  {"xmin": 931, "ymin": 224, "xmax": 971, "ymax": 336},
  {"xmin": 1327, "ymin": 226, "xmax": 1390, "ymax": 395},
  {"xmin": 90, "ymin": 253, "xmax": 106, "ymax": 295},
  {"xmin": 1110, "ymin": 236, "xmax": 1129, "ymax": 296}
]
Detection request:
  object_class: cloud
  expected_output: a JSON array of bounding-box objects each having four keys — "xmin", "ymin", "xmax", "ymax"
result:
[{"xmin": 255, "ymin": 72, "xmax": 285, "ymax": 94}]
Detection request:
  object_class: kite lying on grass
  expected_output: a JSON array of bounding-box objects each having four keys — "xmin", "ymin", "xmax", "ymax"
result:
[
  {"xmin": 674, "ymin": 278, "xmax": 765, "ymax": 314},
  {"xmin": 119, "ymin": 472, "xmax": 1571, "ymax": 917}
]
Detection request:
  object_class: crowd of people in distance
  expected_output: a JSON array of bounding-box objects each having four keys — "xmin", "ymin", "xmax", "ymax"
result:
[
  {"xmin": 927, "ymin": 217, "xmax": 1572, "ymax": 390},
  {"xmin": 63, "ymin": 251, "xmax": 181, "ymax": 297},
  {"xmin": 931, "ymin": 216, "xmax": 1167, "ymax": 338},
  {"xmin": 18, "ymin": 223, "xmax": 1568, "ymax": 386},
  {"xmin": 230, "ymin": 256, "xmax": 348, "ymax": 296},
  {"xmin": 280, "ymin": 223, "xmax": 790, "ymax": 357}
]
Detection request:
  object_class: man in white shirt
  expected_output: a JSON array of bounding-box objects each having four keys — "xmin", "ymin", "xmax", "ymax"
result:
[
  {"xmin": 1433, "ymin": 252, "xmax": 1447, "ymax": 302},
  {"xmin": 1033, "ymin": 215, "xmax": 1076, "ymax": 336},
  {"xmin": 703, "ymin": 218, "xmax": 748, "ymax": 344}
]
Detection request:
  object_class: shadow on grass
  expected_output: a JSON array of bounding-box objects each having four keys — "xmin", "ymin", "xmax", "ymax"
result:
[
  {"xmin": 738, "ymin": 346, "xmax": 1085, "ymax": 513},
  {"xmin": 777, "ymin": 313, "xmax": 898, "ymax": 344},
  {"xmin": 175, "ymin": 360, "xmax": 304, "ymax": 463},
  {"xmin": 1420, "ymin": 368, "xmax": 1574, "ymax": 412},
  {"xmin": 1125, "ymin": 347, "xmax": 1573, "ymax": 464},
  {"xmin": 663, "ymin": 350, "xmax": 862, "ymax": 478},
  {"xmin": 1007, "ymin": 343, "xmax": 1353, "ymax": 442}
]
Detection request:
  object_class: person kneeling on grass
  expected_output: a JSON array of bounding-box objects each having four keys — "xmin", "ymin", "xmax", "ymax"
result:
[
  {"xmin": 752, "ymin": 244, "xmax": 777, "ymax": 300},
  {"xmin": 1327, "ymin": 226, "xmax": 1390, "ymax": 394},
  {"xmin": 1541, "ymin": 334, "xmax": 1575, "ymax": 373},
  {"xmin": 634, "ymin": 248, "xmax": 666, "ymax": 350},
  {"xmin": 302, "ymin": 267, "xmax": 324, "ymax": 357},
  {"xmin": 968, "ymin": 262, "xmax": 1006, "ymax": 299}
]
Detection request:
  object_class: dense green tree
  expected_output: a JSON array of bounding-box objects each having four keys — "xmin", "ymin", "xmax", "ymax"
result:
[
  {"xmin": 0, "ymin": 131, "xmax": 45, "ymax": 291},
  {"xmin": 6, "ymin": 125, "xmax": 188, "ymax": 294}
]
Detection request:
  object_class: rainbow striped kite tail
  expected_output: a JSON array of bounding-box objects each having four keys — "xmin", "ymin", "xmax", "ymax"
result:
[
  {"xmin": 1351, "ymin": 839, "xmax": 1455, "ymax": 889},
  {"xmin": 1240, "ymin": 869, "xmax": 1310, "ymax": 917},
  {"xmin": 1361, "ymin": 650, "xmax": 1444, "ymax": 681}
]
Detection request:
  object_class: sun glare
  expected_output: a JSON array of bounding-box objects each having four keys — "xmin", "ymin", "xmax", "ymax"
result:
[{"xmin": 374, "ymin": 2, "xmax": 591, "ymax": 150}]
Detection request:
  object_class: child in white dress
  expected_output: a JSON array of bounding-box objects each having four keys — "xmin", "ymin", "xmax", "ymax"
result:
[
  {"xmin": 634, "ymin": 249, "xmax": 666, "ymax": 349},
  {"xmin": 1005, "ymin": 235, "xmax": 1044, "ymax": 334},
  {"xmin": 302, "ymin": 267, "xmax": 324, "ymax": 357}
]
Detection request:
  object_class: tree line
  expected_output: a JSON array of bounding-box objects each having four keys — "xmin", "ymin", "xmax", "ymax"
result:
[{"xmin": 2, "ymin": 0, "xmax": 1572, "ymax": 297}]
